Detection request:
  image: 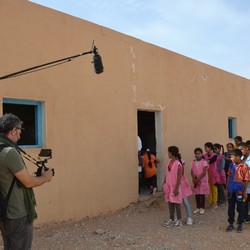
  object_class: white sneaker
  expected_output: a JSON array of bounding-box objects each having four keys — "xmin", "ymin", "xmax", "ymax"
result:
[
  {"xmin": 175, "ymin": 219, "xmax": 182, "ymax": 228},
  {"xmin": 199, "ymin": 208, "xmax": 205, "ymax": 214},
  {"xmin": 193, "ymin": 208, "xmax": 200, "ymax": 214},
  {"xmin": 152, "ymin": 187, "xmax": 157, "ymax": 196},
  {"xmin": 163, "ymin": 219, "xmax": 175, "ymax": 228},
  {"xmin": 186, "ymin": 217, "xmax": 193, "ymax": 225}
]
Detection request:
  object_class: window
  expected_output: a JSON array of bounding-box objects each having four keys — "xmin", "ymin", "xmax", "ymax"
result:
[
  {"xmin": 2, "ymin": 98, "xmax": 44, "ymax": 148},
  {"xmin": 228, "ymin": 117, "xmax": 236, "ymax": 139}
]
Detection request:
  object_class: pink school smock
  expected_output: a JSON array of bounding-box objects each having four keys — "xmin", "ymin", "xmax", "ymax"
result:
[
  {"xmin": 180, "ymin": 162, "xmax": 192, "ymax": 198},
  {"xmin": 191, "ymin": 159, "xmax": 210, "ymax": 195},
  {"xmin": 203, "ymin": 153, "xmax": 220, "ymax": 184},
  {"xmin": 216, "ymin": 154, "xmax": 227, "ymax": 185},
  {"xmin": 164, "ymin": 160, "xmax": 183, "ymax": 204}
]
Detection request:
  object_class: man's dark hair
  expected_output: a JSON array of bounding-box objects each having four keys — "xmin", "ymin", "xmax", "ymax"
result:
[
  {"xmin": 232, "ymin": 149, "xmax": 243, "ymax": 157},
  {"xmin": 0, "ymin": 113, "xmax": 23, "ymax": 135}
]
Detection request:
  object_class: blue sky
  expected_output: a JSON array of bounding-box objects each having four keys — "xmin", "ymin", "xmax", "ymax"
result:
[{"xmin": 29, "ymin": 0, "xmax": 250, "ymax": 79}]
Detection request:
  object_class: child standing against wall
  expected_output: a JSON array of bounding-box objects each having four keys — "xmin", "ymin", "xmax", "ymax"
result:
[
  {"xmin": 214, "ymin": 143, "xmax": 226, "ymax": 206},
  {"xmin": 180, "ymin": 160, "xmax": 193, "ymax": 225},
  {"xmin": 203, "ymin": 142, "xmax": 220, "ymax": 209},
  {"xmin": 226, "ymin": 149, "xmax": 249, "ymax": 233},
  {"xmin": 163, "ymin": 146, "xmax": 183, "ymax": 228},
  {"xmin": 224, "ymin": 143, "xmax": 234, "ymax": 181},
  {"xmin": 238, "ymin": 142, "xmax": 250, "ymax": 223},
  {"xmin": 234, "ymin": 136, "xmax": 243, "ymax": 149},
  {"xmin": 191, "ymin": 148, "xmax": 209, "ymax": 214}
]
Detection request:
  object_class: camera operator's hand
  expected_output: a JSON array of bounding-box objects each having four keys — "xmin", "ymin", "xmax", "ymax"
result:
[{"xmin": 41, "ymin": 168, "xmax": 53, "ymax": 182}]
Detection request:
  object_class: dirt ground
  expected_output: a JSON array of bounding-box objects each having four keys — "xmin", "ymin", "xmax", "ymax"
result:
[{"xmin": 2, "ymin": 192, "xmax": 250, "ymax": 250}]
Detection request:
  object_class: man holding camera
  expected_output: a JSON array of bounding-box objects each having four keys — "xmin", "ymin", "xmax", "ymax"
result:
[{"xmin": 0, "ymin": 113, "xmax": 54, "ymax": 250}]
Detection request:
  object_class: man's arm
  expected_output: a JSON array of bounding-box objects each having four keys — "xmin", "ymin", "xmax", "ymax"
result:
[
  {"xmin": 5, "ymin": 147, "xmax": 53, "ymax": 188},
  {"xmin": 15, "ymin": 167, "xmax": 53, "ymax": 188}
]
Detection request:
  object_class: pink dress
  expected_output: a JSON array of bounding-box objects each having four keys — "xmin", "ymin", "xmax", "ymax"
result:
[
  {"xmin": 164, "ymin": 160, "xmax": 183, "ymax": 204},
  {"xmin": 203, "ymin": 153, "xmax": 220, "ymax": 184},
  {"xmin": 180, "ymin": 164, "xmax": 192, "ymax": 198},
  {"xmin": 191, "ymin": 159, "xmax": 210, "ymax": 195},
  {"xmin": 216, "ymin": 154, "xmax": 226, "ymax": 185}
]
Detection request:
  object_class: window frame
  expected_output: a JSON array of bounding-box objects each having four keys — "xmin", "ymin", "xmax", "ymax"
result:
[
  {"xmin": 228, "ymin": 117, "xmax": 236, "ymax": 139},
  {"xmin": 2, "ymin": 98, "xmax": 44, "ymax": 148}
]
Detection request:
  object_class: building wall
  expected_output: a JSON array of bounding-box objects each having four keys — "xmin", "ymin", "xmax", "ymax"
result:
[{"xmin": 0, "ymin": 0, "xmax": 249, "ymax": 223}]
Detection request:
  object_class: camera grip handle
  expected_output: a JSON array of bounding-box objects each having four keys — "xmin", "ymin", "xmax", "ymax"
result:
[{"xmin": 34, "ymin": 166, "xmax": 55, "ymax": 177}]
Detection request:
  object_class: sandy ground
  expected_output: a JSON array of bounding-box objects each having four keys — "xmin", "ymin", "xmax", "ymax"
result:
[{"xmin": 2, "ymin": 192, "xmax": 250, "ymax": 250}]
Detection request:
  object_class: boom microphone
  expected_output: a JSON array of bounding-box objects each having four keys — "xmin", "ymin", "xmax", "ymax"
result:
[
  {"xmin": 0, "ymin": 41, "xmax": 103, "ymax": 80},
  {"xmin": 92, "ymin": 46, "xmax": 104, "ymax": 74}
]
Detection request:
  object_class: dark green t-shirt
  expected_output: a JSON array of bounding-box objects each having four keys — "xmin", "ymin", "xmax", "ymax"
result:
[{"xmin": 0, "ymin": 147, "xmax": 27, "ymax": 218}]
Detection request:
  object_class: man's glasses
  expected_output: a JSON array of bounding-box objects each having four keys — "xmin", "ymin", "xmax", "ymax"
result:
[{"xmin": 15, "ymin": 127, "xmax": 25, "ymax": 131}]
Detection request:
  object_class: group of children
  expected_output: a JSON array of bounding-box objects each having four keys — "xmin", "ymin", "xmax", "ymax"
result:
[{"xmin": 163, "ymin": 136, "xmax": 250, "ymax": 233}]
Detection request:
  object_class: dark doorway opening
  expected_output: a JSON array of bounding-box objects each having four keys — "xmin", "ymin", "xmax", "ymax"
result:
[
  {"xmin": 137, "ymin": 110, "xmax": 157, "ymax": 195},
  {"xmin": 137, "ymin": 111, "xmax": 156, "ymax": 154}
]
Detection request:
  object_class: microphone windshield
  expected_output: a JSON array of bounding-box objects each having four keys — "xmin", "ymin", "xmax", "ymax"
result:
[
  {"xmin": 93, "ymin": 53, "xmax": 104, "ymax": 74},
  {"xmin": 92, "ymin": 46, "xmax": 104, "ymax": 74}
]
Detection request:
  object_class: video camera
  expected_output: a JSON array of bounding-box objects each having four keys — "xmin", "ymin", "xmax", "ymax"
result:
[
  {"xmin": 18, "ymin": 147, "xmax": 55, "ymax": 177},
  {"xmin": 34, "ymin": 149, "xmax": 54, "ymax": 177}
]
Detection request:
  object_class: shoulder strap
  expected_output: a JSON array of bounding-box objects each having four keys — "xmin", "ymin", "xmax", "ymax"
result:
[
  {"xmin": 5, "ymin": 177, "xmax": 16, "ymax": 202},
  {"xmin": 0, "ymin": 143, "xmax": 16, "ymax": 204},
  {"xmin": 0, "ymin": 144, "xmax": 7, "ymax": 152}
]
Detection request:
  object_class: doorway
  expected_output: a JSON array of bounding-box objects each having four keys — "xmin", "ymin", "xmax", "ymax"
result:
[
  {"xmin": 137, "ymin": 110, "xmax": 163, "ymax": 195},
  {"xmin": 138, "ymin": 111, "xmax": 156, "ymax": 154}
]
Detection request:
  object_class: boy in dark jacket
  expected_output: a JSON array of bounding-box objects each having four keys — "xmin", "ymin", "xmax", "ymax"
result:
[{"xmin": 226, "ymin": 149, "xmax": 249, "ymax": 233}]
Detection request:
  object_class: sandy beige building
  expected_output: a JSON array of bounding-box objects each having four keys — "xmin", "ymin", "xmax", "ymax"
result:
[{"xmin": 0, "ymin": 0, "xmax": 249, "ymax": 224}]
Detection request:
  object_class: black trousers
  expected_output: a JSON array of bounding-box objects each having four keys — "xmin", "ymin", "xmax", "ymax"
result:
[
  {"xmin": 168, "ymin": 202, "xmax": 181, "ymax": 220},
  {"xmin": 217, "ymin": 184, "xmax": 226, "ymax": 204},
  {"xmin": 144, "ymin": 175, "xmax": 157, "ymax": 190},
  {"xmin": 243, "ymin": 193, "xmax": 250, "ymax": 221},
  {"xmin": 227, "ymin": 192, "xmax": 244, "ymax": 225},
  {"xmin": 195, "ymin": 194, "xmax": 205, "ymax": 209}
]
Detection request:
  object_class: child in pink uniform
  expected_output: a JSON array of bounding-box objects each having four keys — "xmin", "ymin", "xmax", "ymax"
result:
[
  {"xmin": 180, "ymin": 160, "xmax": 193, "ymax": 225},
  {"xmin": 203, "ymin": 142, "xmax": 220, "ymax": 208},
  {"xmin": 224, "ymin": 143, "xmax": 234, "ymax": 181},
  {"xmin": 163, "ymin": 146, "xmax": 183, "ymax": 228},
  {"xmin": 213, "ymin": 143, "xmax": 226, "ymax": 205},
  {"xmin": 191, "ymin": 148, "xmax": 209, "ymax": 214}
]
